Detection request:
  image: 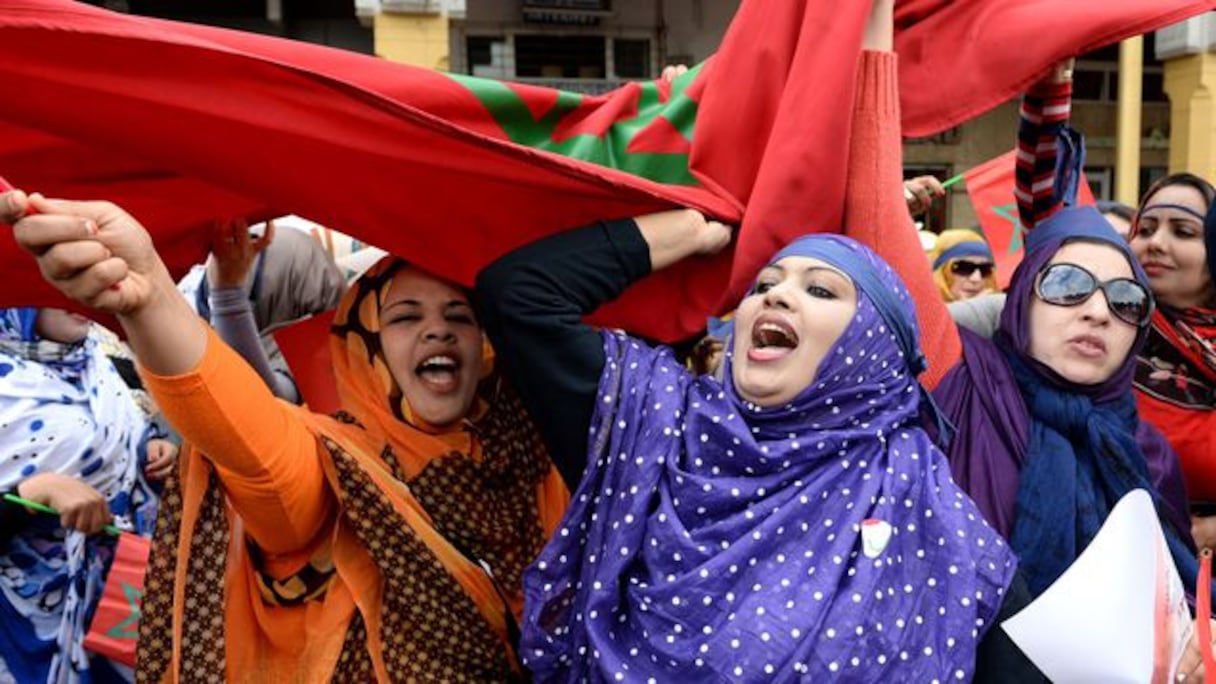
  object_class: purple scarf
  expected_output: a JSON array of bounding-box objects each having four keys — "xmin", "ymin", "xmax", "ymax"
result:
[{"xmin": 521, "ymin": 235, "xmax": 1016, "ymax": 682}]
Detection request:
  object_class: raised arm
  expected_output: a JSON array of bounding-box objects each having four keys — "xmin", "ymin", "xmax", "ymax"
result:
[
  {"xmin": 475, "ymin": 210, "xmax": 728, "ymax": 488},
  {"xmin": 206, "ymin": 218, "xmax": 302, "ymax": 403},
  {"xmin": 4, "ymin": 192, "xmax": 331, "ymax": 555},
  {"xmin": 1015, "ymin": 64, "xmax": 1075, "ymax": 229},
  {"xmin": 842, "ymin": 0, "xmax": 961, "ymax": 388}
]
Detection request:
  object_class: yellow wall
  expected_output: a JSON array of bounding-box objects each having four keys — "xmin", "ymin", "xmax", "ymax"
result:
[
  {"xmin": 374, "ymin": 12, "xmax": 450, "ymax": 70},
  {"xmin": 1164, "ymin": 52, "xmax": 1216, "ymax": 182}
]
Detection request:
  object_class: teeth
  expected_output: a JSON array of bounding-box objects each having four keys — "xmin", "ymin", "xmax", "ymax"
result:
[
  {"xmin": 419, "ymin": 355, "xmax": 457, "ymax": 370},
  {"xmin": 754, "ymin": 321, "xmax": 797, "ymax": 348}
]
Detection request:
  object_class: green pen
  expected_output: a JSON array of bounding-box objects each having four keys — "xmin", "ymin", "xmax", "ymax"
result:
[{"xmin": 3, "ymin": 492, "xmax": 122, "ymax": 536}]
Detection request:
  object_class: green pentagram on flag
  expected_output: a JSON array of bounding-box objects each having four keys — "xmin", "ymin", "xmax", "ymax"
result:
[
  {"xmin": 105, "ymin": 582, "xmax": 144, "ymax": 640},
  {"xmin": 447, "ymin": 66, "xmax": 703, "ymax": 186},
  {"xmin": 992, "ymin": 201, "xmax": 1027, "ymax": 254}
]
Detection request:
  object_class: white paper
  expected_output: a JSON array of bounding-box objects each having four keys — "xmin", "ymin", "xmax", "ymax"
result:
[{"xmin": 1001, "ymin": 489, "xmax": 1193, "ymax": 683}]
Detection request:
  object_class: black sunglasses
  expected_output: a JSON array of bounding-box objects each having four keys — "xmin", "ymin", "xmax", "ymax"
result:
[
  {"xmin": 1034, "ymin": 262, "xmax": 1154, "ymax": 327},
  {"xmin": 950, "ymin": 260, "xmax": 995, "ymax": 278}
]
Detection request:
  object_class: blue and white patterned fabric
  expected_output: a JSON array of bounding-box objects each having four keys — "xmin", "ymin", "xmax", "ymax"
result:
[{"xmin": 0, "ymin": 308, "xmax": 158, "ymax": 684}]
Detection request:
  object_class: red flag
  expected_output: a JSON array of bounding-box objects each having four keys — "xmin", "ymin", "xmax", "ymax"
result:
[
  {"xmin": 0, "ymin": 0, "xmax": 1210, "ymax": 341},
  {"xmin": 274, "ymin": 310, "xmax": 340, "ymax": 414},
  {"xmin": 895, "ymin": 0, "xmax": 1216, "ymax": 137},
  {"xmin": 82, "ymin": 533, "xmax": 152, "ymax": 667},
  {"xmin": 963, "ymin": 151, "xmax": 1096, "ymax": 289}
]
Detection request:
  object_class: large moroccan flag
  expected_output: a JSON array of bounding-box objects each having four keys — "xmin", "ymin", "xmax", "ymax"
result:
[
  {"xmin": 0, "ymin": 0, "xmax": 1210, "ymax": 341},
  {"xmin": 963, "ymin": 150, "xmax": 1097, "ymax": 289}
]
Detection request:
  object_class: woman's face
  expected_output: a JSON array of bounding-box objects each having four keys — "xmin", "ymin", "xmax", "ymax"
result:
[
  {"xmin": 1130, "ymin": 183, "xmax": 1212, "ymax": 309},
  {"xmin": 1027, "ymin": 242, "xmax": 1140, "ymax": 385},
  {"xmin": 731, "ymin": 255, "xmax": 858, "ymax": 407},
  {"xmin": 946, "ymin": 258, "xmax": 995, "ymax": 301},
  {"xmin": 35, "ymin": 309, "xmax": 91, "ymax": 344},
  {"xmin": 378, "ymin": 267, "xmax": 484, "ymax": 428}
]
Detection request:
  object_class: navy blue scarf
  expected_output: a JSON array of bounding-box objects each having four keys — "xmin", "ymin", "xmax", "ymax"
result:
[{"xmin": 999, "ymin": 339, "xmax": 1200, "ymax": 596}]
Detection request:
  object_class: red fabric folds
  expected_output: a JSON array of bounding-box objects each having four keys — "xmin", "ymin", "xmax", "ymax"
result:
[
  {"xmin": 895, "ymin": 0, "xmax": 1216, "ymax": 136},
  {"xmin": 0, "ymin": 0, "xmax": 1211, "ymax": 341}
]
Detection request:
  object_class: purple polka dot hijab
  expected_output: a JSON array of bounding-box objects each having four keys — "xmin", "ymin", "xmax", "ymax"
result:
[{"xmin": 521, "ymin": 235, "xmax": 1017, "ymax": 682}]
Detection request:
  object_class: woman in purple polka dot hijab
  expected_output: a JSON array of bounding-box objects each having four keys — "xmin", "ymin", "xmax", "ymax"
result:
[{"xmin": 479, "ymin": 215, "xmax": 1020, "ymax": 681}]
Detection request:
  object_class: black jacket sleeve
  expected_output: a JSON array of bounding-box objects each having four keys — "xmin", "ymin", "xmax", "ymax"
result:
[
  {"xmin": 973, "ymin": 571, "xmax": 1049, "ymax": 682},
  {"xmin": 475, "ymin": 219, "xmax": 651, "ymax": 489}
]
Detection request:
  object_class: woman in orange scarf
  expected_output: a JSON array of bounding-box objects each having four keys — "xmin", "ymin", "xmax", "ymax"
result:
[{"xmin": 0, "ymin": 191, "xmax": 567, "ymax": 681}]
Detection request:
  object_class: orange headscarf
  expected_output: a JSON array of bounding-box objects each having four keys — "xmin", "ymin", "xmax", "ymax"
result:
[
  {"xmin": 332, "ymin": 258, "xmax": 493, "ymax": 469},
  {"xmin": 329, "ymin": 257, "xmax": 570, "ymax": 599}
]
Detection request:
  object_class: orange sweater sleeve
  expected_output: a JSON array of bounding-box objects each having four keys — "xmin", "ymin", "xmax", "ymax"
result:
[
  {"xmin": 141, "ymin": 326, "xmax": 333, "ymax": 554},
  {"xmin": 843, "ymin": 50, "xmax": 961, "ymax": 388}
]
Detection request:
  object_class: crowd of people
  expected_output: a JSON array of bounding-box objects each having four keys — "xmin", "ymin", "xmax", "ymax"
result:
[{"xmin": 1, "ymin": 0, "xmax": 1216, "ymax": 681}]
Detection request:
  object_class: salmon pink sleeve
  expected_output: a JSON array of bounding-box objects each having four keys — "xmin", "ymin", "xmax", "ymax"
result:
[{"xmin": 843, "ymin": 50, "xmax": 961, "ymax": 387}]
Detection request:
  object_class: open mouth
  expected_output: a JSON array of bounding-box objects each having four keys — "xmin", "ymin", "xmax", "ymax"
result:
[
  {"xmin": 748, "ymin": 316, "xmax": 799, "ymax": 362},
  {"xmin": 414, "ymin": 354, "xmax": 463, "ymax": 392}
]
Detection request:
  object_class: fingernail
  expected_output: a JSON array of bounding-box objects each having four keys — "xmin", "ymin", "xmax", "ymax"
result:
[{"xmin": 84, "ymin": 220, "xmax": 98, "ymax": 236}]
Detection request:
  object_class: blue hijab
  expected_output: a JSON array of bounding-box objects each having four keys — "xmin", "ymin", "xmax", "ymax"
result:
[{"xmin": 521, "ymin": 235, "xmax": 1015, "ymax": 682}]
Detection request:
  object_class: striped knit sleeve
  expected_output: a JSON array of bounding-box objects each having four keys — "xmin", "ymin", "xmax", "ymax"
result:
[{"xmin": 1014, "ymin": 80, "xmax": 1073, "ymax": 229}]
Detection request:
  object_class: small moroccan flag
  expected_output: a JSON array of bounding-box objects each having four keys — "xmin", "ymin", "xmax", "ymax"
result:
[
  {"xmin": 83, "ymin": 532, "xmax": 152, "ymax": 667},
  {"xmin": 963, "ymin": 151, "xmax": 1095, "ymax": 289}
]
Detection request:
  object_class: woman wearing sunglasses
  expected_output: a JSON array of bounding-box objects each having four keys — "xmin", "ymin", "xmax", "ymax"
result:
[
  {"xmin": 843, "ymin": 53, "xmax": 1215, "ymax": 679},
  {"xmin": 929, "ymin": 228, "xmax": 998, "ymax": 302},
  {"xmin": 1128, "ymin": 174, "xmax": 1216, "ymax": 550}
]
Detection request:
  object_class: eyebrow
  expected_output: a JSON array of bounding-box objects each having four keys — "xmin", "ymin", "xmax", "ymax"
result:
[
  {"xmin": 759, "ymin": 265, "xmax": 853, "ymax": 286},
  {"xmin": 382, "ymin": 298, "xmax": 471, "ymax": 313},
  {"xmin": 803, "ymin": 265, "xmax": 849, "ymax": 279},
  {"xmin": 761, "ymin": 264, "xmax": 848, "ymax": 276},
  {"xmin": 1139, "ymin": 208, "xmax": 1204, "ymax": 223}
]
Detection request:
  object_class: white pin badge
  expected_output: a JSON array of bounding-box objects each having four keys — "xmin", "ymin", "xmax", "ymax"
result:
[{"xmin": 861, "ymin": 519, "xmax": 893, "ymax": 558}]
